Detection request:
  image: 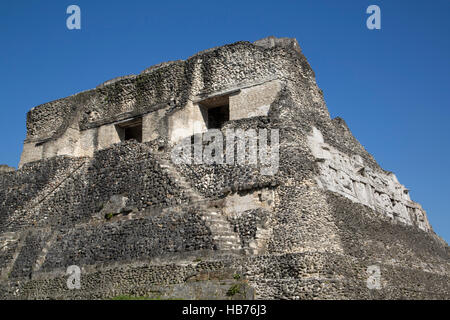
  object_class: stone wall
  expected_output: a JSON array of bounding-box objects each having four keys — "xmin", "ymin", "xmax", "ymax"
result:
[
  {"xmin": 1, "ymin": 37, "xmax": 448, "ymax": 299},
  {"xmin": 19, "ymin": 38, "xmax": 307, "ymax": 166},
  {"xmin": 5, "ymin": 141, "xmax": 192, "ymax": 233},
  {"xmin": 307, "ymin": 126, "xmax": 431, "ymax": 231},
  {"xmin": 0, "ymin": 165, "xmax": 15, "ymax": 173}
]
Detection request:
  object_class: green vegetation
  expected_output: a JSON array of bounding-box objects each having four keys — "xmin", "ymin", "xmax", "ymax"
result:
[
  {"xmin": 105, "ymin": 213, "xmax": 114, "ymax": 220},
  {"xmin": 226, "ymin": 284, "xmax": 241, "ymax": 297},
  {"xmin": 233, "ymin": 273, "xmax": 241, "ymax": 280}
]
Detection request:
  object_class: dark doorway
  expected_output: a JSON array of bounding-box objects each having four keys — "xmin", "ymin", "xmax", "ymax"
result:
[
  {"xmin": 207, "ymin": 104, "xmax": 229, "ymax": 129},
  {"xmin": 199, "ymin": 94, "xmax": 230, "ymax": 129},
  {"xmin": 116, "ymin": 117, "xmax": 143, "ymax": 142},
  {"xmin": 124, "ymin": 123, "xmax": 142, "ymax": 142}
]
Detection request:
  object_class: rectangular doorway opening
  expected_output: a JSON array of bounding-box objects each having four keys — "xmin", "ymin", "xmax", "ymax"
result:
[
  {"xmin": 199, "ymin": 95, "xmax": 230, "ymax": 129},
  {"xmin": 207, "ymin": 105, "xmax": 229, "ymax": 129},
  {"xmin": 116, "ymin": 117, "xmax": 143, "ymax": 143}
]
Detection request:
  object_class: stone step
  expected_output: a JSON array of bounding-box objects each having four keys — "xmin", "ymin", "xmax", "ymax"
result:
[
  {"xmin": 203, "ymin": 217, "xmax": 231, "ymax": 223},
  {"xmin": 156, "ymin": 156, "xmax": 242, "ymax": 251},
  {"xmin": 217, "ymin": 243, "xmax": 241, "ymax": 250},
  {"xmin": 207, "ymin": 224, "xmax": 235, "ymax": 233},
  {"xmin": 212, "ymin": 235, "xmax": 239, "ymax": 241},
  {"xmin": 219, "ymin": 229, "xmax": 237, "ymax": 234},
  {"xmin": 207, "ymin": 224, "xmax": 235, "ymax": 231},
  {"xmin": 207, "ymin": 227, "xmax": 234, "ymax": 233},
  {"xmin": 202, "ymin": 215, "xmax": 227, "ymax": 222},
  {"xmin": 206, "ymin": 224, "xmax": 235, "ymax": 231}
]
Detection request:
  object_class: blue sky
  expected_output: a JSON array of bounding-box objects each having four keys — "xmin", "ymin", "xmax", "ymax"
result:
[{"xmin": 0, "ymin": 0, "xmax": 449, "ymax": 243}]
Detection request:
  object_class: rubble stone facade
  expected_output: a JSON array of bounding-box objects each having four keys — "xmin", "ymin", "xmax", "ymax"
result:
[{"xmin": 0, "ymin": 37, "xmax": 448, "ymax": 299}]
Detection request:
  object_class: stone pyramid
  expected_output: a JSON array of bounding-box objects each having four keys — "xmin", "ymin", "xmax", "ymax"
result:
[{"xmin": 0, "ymin": 37, "xmax": 448, "ymax": 299}]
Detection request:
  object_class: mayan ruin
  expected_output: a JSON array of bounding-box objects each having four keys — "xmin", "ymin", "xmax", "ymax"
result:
[{"xmin": 0, "ymin": 36, "xmax": 448, "ymax": 300}]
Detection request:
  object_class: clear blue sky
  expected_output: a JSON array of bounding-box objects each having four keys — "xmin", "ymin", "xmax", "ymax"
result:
[{"xmin": 0, "ymin": 0, "xmax": 449, "ymax": 243}]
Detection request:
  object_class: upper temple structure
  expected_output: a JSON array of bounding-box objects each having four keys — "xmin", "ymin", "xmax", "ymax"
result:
[{"xmin": 1, "ymin": 37, "xmax": 448, "ymax": 299}]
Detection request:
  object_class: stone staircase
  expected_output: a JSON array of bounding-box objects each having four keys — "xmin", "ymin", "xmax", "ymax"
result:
[
  {"xmin": 155, "ymin": 153, "xmax": 242, "ymax": 252},
  {"xmin": 201, "ymin": 208, "xmax": 242, "ymax": 251}
]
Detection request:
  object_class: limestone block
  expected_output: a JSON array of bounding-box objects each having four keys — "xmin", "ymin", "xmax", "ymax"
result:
[
  {"xmin": 142, "ymin": 108, "xmax": 167, "ymax": 142},
  {"xmin": 229, "ymin": 80, "xmax": 281, "ymax": 120},
  {"xmin": 80, "ymin": 128, "xmax": 96, "ymax": 157},
  {"xmin": 169, "ymin": 101, "xmax": 207, "ymax": 143},
  {"xmin": 19, "ymin": 142, "xmax": 43, "ymax": 168},
  {"xmin": 55, "ymin": 127, "xmax": 80, "ymax": 157},
  {"xmin": 97, "ymin": 123, "xmax": 122, "ymax": 150}
]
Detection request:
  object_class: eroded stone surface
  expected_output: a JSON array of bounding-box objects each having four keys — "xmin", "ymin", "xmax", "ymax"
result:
[
  {"xmin": 1, "ymin": 36, "xmax": 448, "ymax": 300},
  {"xmin": 0, "ymin": 165, "xmax": 15, "ymax": 173},
  {"xmin": 307, "ymin": 127, "xmax": 430, "ymax": 231}
]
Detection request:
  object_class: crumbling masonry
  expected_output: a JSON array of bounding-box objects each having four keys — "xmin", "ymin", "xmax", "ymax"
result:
[{"xmin": 0, "ymin": 37, "xmax": 448, "ymax": 299}]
